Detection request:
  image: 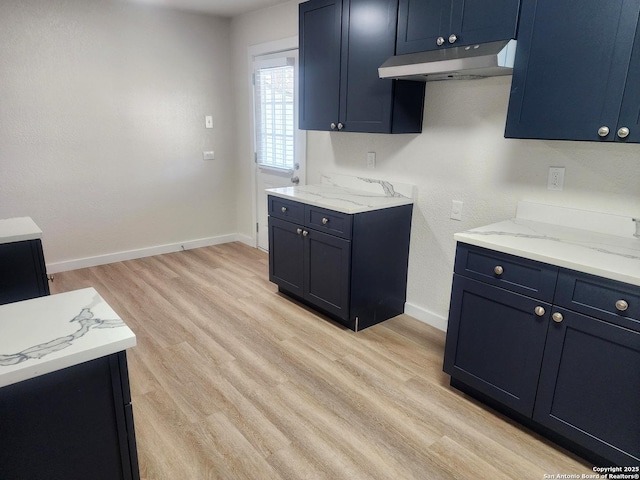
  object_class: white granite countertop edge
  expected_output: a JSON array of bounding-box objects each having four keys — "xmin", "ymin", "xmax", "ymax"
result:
[
  {"xmin": 0, "ymin": 288, "xmax": 136, "ymax": 389},
  {"xmin": 455, "ymin": 220, "xmax": 640, "ymax": 287}
]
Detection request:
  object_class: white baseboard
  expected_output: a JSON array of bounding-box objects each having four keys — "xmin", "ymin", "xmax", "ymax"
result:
[
  {"xmin": 236, "ymin": 234, "xmax": 256, "ymax": 248},
  {"xmin": 46, "ymin": 234, "xmax": 241, "ymax": 274},
  {"xmin": 404, "ymin": 302, "xmax": 448, "ymax": 332}
]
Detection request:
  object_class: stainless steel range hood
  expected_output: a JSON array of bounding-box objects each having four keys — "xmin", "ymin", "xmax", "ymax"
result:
[{"xmin": 379, "ymin": 39, "xmax": 517, "ymax": 81}]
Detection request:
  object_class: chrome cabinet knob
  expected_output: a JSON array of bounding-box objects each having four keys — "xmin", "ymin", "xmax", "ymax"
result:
[
  {"xmin": 449, "ymin": 34, "xmax": 458, "ymax": 44},
  {"xmin": 552, "ymin": 312, "xmax": 564, "ymax": 323},
  {"xmin": 597, "ymin": 126, "xmax": 610, "ymax": 137},
  {"xmin": 296, "ymin": 228, "xmax": 302, "ymax": 235},
  {"xmin": 330, "ymin": 122, "xmax": 337, "ymax": 130},
  {"xmin": 337, "ymin": 122, "xmax": 344, "ymax": 130},
  {"xmin": 534, "ymin": 306, "xmax": 546, "ymax": 317},
  {"xmin": 617, "ymin": 127, "xmax": 630, "ymax": 138},
  {"xmin": 302, "ymin": 230, "xmax": 309, "ymax": 237},
  {"xmin": 494, "ymin": 265, "xmax": 504, "ymax": 276},
  {"xmin": 615, "ymin": 299, "xmax": 629, "ymax": 312},
  {"xmin": 281, "ymin": 206, "xmax": 287, "ymax": 213},
  {"xmin": 436, "ymin": 36, "xmax": 445, "ymax": 46},
  {"xmin": 322, "ymin": 217, "xmax": 329, "ymax": 225}
]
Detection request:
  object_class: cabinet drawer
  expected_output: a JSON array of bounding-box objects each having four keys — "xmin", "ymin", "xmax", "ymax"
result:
[
  {"xmin": 555, "ymin": 270, "xmax": 640, "ymax": 330},
  {"xmin": 268, "ymin": 196, "xmax": 304, "ymax": 223},
  {"xmin": 454, "ymin": 244, "xmax": 558, "ymax": 302},
  {"xmin": 305, "ymin": 205, "xmax": 353, "ymax": 240}
]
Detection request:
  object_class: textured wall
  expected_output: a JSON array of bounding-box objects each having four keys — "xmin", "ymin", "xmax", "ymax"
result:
[
  {"xmin": 0, "ymin": 0, "xmax": 235, "ymax": 265},
  {"xmin": 305, "ymin": 76, "xmax": 640, "ymax": 326}
]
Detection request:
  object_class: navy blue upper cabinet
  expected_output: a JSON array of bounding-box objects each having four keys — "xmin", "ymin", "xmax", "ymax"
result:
[
  {"xmin": 396, "ymin": 0, "xmax": 521, "ymax": 55},
  {"xmin": 299, "ymin": 0, "xmax": 342, "ymax": 131},
  {"xmin": 299, "ymin": 0, "xmax": 425, "ymax": 133},
  {"xmin": 505, "ymin": 0, "xmax": 640, "ymax": 142}
]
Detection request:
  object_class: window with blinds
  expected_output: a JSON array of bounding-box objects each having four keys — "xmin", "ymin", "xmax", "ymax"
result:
[{"xmin": 254, "ymin": 60, "xmax": 295, "ymax": 170}]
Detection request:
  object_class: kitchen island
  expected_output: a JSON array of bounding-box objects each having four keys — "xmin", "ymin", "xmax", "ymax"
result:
[{"xmin": 0, "ymin": 287, "xmax": 139, "ymax": 480}]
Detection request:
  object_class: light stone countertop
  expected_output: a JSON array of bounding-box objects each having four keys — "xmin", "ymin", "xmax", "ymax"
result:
[
  {"xmin": 266, "ymin": 173, "xmax": 415, "ymax": 214},
  {"xmin": 0, "ymin": 217, "xmax": 42, "ymax": 244},
  {"xmin": 0, "ymin": 288, "xmax": 136, "ymax": 388},
  {"xmin": 455, "ymin": 202, "xmax": 640, "ymax": 287}
]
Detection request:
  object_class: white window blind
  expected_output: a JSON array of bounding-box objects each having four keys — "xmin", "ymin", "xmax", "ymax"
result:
[{"xmin": 254, "ymin": 58, "xmax": 295, "ymax": 171}]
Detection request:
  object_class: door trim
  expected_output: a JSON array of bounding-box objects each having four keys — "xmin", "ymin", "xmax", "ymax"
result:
[{"xmin": 247, "ymin": 36, "xmax": 303, "ymax": 249}]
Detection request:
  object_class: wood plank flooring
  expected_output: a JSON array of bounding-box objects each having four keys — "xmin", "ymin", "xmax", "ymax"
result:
[{"xmin": 50, "ymin": 242, "xmax": 593, "ymax": 479}]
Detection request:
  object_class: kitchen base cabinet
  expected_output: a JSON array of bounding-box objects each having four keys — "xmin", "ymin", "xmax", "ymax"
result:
[
  {"xmin": 0, "ymin": 352, "xmax": 140, "ymax": 480},
  {"xmin": 534, "ymin": 309, "xmax": 640, "ymax": 467},
  {"xmin": 0, "ymin": 239, "xmax": 49, "ymax": 305},
  {"xmin": 445, "ymin": 243, "xmax": 640, "ymax": 467},
  {"xmin": 268, "ymin": 195, "xmax": 412, "ymax": 331}
]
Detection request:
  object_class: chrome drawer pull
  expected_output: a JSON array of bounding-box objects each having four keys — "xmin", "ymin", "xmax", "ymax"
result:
[
  {"xmin": 302, "ymin": 230, "xmax": 309, "ymax": 237},
  {"xmin": 281, "ymin": 206, "xmax": 287, "ymax": 213},
  {"xmin": 494, "ymin": 265, "xmax": 504, "ymax": 276},
  {"xmin": 552, "ymin": 312, "xmax": 564, "ymax": 323},
  {"xmin": 296, "ymin": 228, "xmax": 302, "ymax": 235},
  {"xmin": 615, "ymin": 299, "xmax": 629, "ymax": 312},
  {"xmin": 322, "ymin": 217, "xmax": 329, "ymax": 225},
  {"xmin": 534, "ymin": 306, "xmax": 546, "ymax": 317}
]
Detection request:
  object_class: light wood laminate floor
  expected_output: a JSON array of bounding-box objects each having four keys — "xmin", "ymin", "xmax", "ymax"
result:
[{"xmin": 50, "ymin": 242, "xmax": 593, "ymax": 480}]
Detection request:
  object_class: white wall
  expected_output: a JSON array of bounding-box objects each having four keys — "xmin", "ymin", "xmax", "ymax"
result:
[
  {"xmin": 0, "ymin": 0, "xmax": 236, "ymax": 271},
  {"xmin": 233, "ymin": 1, "xmax": 640, "ymax": 330}
]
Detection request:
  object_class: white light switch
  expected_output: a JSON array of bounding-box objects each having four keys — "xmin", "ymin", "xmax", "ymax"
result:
[
  {"xmin": 205, "ymin": 116, "xmax": 213, "ymax": 129},
  {"xmin": 203, "ymin": 151, "xmax": 215, "ymax": 160},
  {"xmin": 451, "ymin": 200, "xmax": 463, "ymax": 221}
]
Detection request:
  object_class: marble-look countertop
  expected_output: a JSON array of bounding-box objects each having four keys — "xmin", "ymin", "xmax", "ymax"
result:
[
  {"xmin": 0, "ymin": 288, "xmax": 136, "ymax": 388},
  {"xmin": 455, "ymin": 202, "xmax": 640, "ymax": 287},
  {"xmin": 266, "ymin": 173, "xmax": 415, "ymax": 214},
  {"xmin": 0, "ymin": 217, "xmax": 42, "ymax": 244}
]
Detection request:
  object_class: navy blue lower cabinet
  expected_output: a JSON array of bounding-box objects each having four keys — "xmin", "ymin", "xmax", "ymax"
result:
[
  {"xmin": 0, "ymin": 352, "xmax": 139, "ymax": 480},
  {"xmin": 443, "ymin": 275, "xmax": 551, "ymax": 417},
  {"xmin": 0, "ymin": 239, "xmax": 49, "ymax": 305},
  {"xmin": 534, "ymin": 308, "xmax": 640, "ymax": 467},
  {"xmin": 445, "ymin": 242, "xmax": 640, "ymax": 467},
  {"xmin": 268, "ymin": 196, "xmax": 412, "ymax": 331}
]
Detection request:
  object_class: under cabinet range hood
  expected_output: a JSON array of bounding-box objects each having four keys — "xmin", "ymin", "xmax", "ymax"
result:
[{"xmin": 379, "ymin": 39, "xmax": 517, "ymax": 81}]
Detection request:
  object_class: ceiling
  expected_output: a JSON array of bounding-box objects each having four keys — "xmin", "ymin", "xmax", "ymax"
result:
[{"xmin": 126, "ymin": 0, "xmax": 292, "ymax": 18}]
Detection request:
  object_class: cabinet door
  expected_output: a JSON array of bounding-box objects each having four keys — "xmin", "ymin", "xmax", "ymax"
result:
[
  {"xmin": 299, "ymin": 0, "xmax": 343, "ymax": 131},
  {"xmin": 268, "ymin": 217, "xmax": 304, "ymax": 298},
  {"xmin": 450, "ymin": 0, "xmax": 519, "ymax": 47},
  {"xmin": 303, "ymin": 228, "xmax": 351, "ymax": 320},
  {"xmin": 396, "ymin": 0, "xmax": 453, "ymax": 54},
  {"xmin": 0, "ymin": 240, "xmax": 49, "ymax": 305},
  {"xmin": 505, "ymin": 0, "xmax": 640, "ymax": 141},
  {"xmin": 534, "ymin": 308, "xmax": 640, "ymax": 466},
  {"xmin": 617, "ymin": 24, "xmax": 640, "ymax": 143},
  {"xmin": 444, "ymin": 275, "xmax": 550, "ymax": 417},
  {"xmin": 339, "ymin": 0, "xmax": 399, "ymax": 133}
]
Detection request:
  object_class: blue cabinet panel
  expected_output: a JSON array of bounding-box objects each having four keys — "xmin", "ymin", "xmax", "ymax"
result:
[
  {"xmin": 505, "ymin": 0, "xmax": 640, "ymax": 142},
  {"xmin": 299, "ymin": 0, "xmax": 425, "ymax": 133},
  {"xmin": 534, "ymin": 308, "xmax": 640, "ymax": 466},
  {"xmin": 397, "ymin": 0, "xmax": 519, "ymax": 54}
]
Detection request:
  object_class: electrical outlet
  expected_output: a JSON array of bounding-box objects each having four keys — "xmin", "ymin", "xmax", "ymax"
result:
[
  {"xmin": 547, "ymin": 167, "xmax": 565, "ymax": 191},
  {"xmin": 205, "ymin": 116, "xmax": 213, "ymax": 129},
  {"xmin": 203, "ymin": 151, "xmax": 215, "ymax": 160},
  {"xmin": 451, "ymin": 200, "xmax": 463, "ymax": 221}
]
